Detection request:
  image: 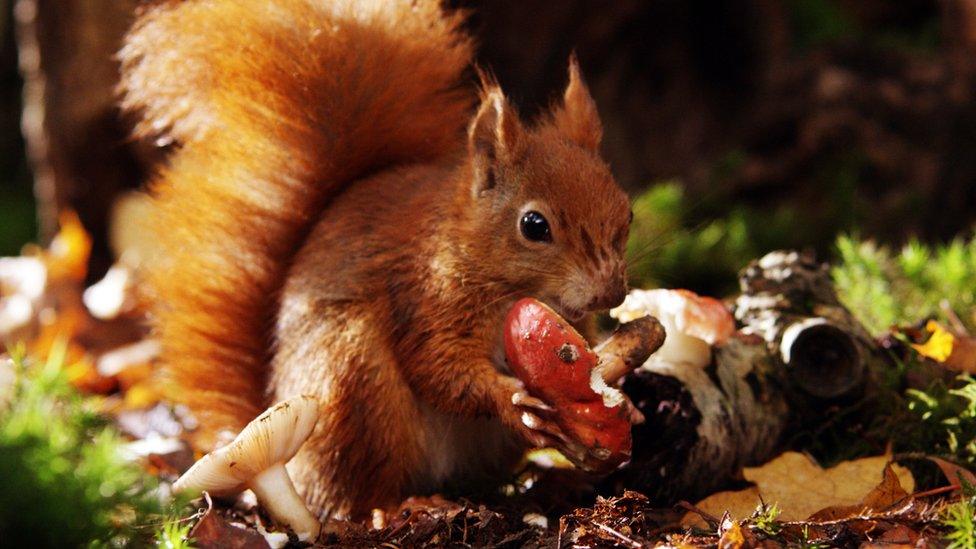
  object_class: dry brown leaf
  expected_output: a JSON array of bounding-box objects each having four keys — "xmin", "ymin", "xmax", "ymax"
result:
[
  {"xmin": 190, "ymin": 499, "xmax": 270, "ymax": 549},
  {"xmin": 681, "ymin": 487, "xmax": 762, "ymax": 528},
  {"xmin": 45, "ymin": 211, "xmax": 91, "ymax": 282},
  {"xmin": 808, "ymin": 463, "xmax": 908, "ymax": 521},
  {"xmin": 682, "ymin": 452, "xmax": 914, "ymax": 527},
  {"xmin": 929, "ymin": 456, "xmax": 976, "ymax": 491},
  {"xmin": 65, "ymin": 357, "xmax": 117, "ymax": 394},
  {"xmin": 860, "ymin": 523, "xmax": 920, "ymax": 548},
  {"xmin": 861, "ymin": 464, "xmax": 911, "ymax": 510}
]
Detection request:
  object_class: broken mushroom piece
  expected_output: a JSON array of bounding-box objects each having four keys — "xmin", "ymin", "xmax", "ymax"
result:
[
  {"xmin": 504, "ymin": 298, "xmax": 664, "ymax": 472},
  {"xmin": 594, "ymin": 316, "xmax": 667, "ymax": 384},
  {"xmin": 173, "ymin": 395, "xmax": 321, "ymax": 541},
  {"xmin": 611, "ymin": 288, "xmax": 734, "ymax": 368}
]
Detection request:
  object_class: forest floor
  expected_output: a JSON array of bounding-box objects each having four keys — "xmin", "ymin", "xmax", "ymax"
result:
[{"xmin": 3, "ymin": 214, "xmax": 976, "ymax": 548}]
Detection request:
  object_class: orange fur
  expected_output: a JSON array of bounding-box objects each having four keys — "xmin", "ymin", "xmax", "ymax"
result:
[
  {"xmin": 121, "ymin": 0, "xmax": 633, "ymax": 519},
  {"xmin": 119, "ymin": 0, "xmax": 473, "ymax": 439}
]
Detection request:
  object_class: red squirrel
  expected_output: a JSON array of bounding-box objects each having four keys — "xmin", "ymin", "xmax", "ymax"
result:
[{"xmin": 119, "ymin": 0, "xmax": 633, "ymax": 519}]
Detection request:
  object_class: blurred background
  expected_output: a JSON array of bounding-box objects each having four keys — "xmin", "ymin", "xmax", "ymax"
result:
[{"xmin": 1, "ymin": 0, "xmax": 975, "ymax": 296}]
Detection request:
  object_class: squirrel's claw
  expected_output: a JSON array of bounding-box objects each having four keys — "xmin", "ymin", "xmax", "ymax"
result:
[{"xmin": 511, "ymin": 391, "xmax": 555, "ymax": 413}]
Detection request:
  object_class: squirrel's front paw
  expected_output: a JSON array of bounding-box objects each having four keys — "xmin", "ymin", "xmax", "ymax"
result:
[{"xmin": 496, "ymin": 377, "xmax": 588, "ymax": 457}]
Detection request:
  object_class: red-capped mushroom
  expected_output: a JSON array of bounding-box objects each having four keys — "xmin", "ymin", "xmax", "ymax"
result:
[{"xmin": 504, "ymin": 298, "xmax": 664, "ymax": 472}]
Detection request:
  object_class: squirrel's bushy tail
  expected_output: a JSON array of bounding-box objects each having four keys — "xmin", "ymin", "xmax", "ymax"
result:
[{"xmin": 119, "ymin": 0, "xmax": 474, "ymax": 443}]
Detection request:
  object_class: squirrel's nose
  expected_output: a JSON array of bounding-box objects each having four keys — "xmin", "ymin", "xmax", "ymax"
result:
[{"xmin": 587, "ymin": 278, "xmax": 628, "ymax": 311}]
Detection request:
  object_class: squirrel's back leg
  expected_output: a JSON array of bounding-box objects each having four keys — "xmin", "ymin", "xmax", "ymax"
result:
[{"xmin": 272, "ymin": 299, "xmax": 428, "ymax": 519}]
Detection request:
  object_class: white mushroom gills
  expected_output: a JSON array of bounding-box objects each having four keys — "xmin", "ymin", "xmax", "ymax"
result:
[{"xmin": 173, "ymin": 395, "xmax": 321, "ymax": 541}]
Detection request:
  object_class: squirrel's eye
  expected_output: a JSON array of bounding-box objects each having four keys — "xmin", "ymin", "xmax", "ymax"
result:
[{"xmin": 520, "ymin": 211, "xmax": 552, "ymax": 243}]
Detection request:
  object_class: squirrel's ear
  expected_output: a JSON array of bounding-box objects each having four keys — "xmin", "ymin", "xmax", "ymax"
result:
[
  {"xmin": 552, "ymin": 55, "xmax": 602, "ymax": 151},
  {"xmin": 468, "ymin": 86, "xmax": 525, "ymax": 196}
]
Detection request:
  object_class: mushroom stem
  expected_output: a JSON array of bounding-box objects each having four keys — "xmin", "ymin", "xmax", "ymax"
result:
[
  {"xmin": 594, "ymin": 315, "xmax": 666, "ymax": 384},
  {"xmin": 248, "ymin": 463, "xmax": 321, "ymax": 541}
]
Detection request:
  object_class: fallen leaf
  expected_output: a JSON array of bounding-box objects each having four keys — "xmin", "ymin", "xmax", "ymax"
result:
[
  {"xmin": 929, "ymin": 456, "xmax": 976, "ymax": 492},
  {"xmin": 29, "ymin": 306, "xmax": 86, "ymax": 364},
  {"xmin": 66, "ymin": 356, "xmax": 117, "ymax": 394},
  {"xmin": 45, "ymin": 211, "xmax": 91, "ymax": 282},
  {"xmin": 861, "ymin": 523, "xmax": 920, "ymax": 548},
  {"xmin": 912, "ymin": 320, "xmax": 976, "ymax": 373},
  {"xmin": 912, "ymin": 320, "xmax": 955, "ymax": 362},
  {"xmin": 861, "ymin": 464, "xmax": 911, "ymax": 509},
  {"xmin": 123, "ymin": 381, "xmax": 161, "ymax": 409},
  {"xmin": 191, "ymin": 497, "xmax": 270, "ymax": 549},
  {"xmin": 681, "ymin": 487, "xmax": 761, "ymax": 528},
  {"xmin": 684, "ymin": 452, "xmax": 914, "ymax": 527},
  {"xmin": 808, "ymin": 463, "xmax": 908, "ymax": 520},
  {"xmin": 718, "ymin": 519, "xmax": 746, "ymax": 549}
]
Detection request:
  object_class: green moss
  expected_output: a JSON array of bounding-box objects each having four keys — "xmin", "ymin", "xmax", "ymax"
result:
[
  {"xmin": 907, "ymin": 375, "xmax": 976, "ymax": 468},
  {"xmin": 626, "ymin": 182, "xmax": 764, "ymax": 296},
  {"xmin": 832, "ymin": 234, "xmax": 976, "ymax": 334},
  {"xmin": 0, "ymin": 343, "xmax": 173, "ymax": 547},
  {"xmin": 943, "ymin": 496, "xmax": 976, "ymax": 549},
  {"xmin": 155, "ymin": 518, "xmax": 196, "ymax": 549},
  {"xmin": 751, "ymin": 502, "xmax": 781, "ymax": 537}
]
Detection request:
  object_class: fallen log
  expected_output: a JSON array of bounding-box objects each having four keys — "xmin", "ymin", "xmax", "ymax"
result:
[{"xmin": 606, "ymin": 250, "xmax": 889, "ymax": 502}]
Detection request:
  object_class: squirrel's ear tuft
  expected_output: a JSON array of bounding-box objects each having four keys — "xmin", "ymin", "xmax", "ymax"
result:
[
  {"xmin": 551, "ymin": 55, "xmax": 602, "ymax": 151},
  {"xmin": 468, "ymin": 84, "xmax": 525, "ymax": 196}
]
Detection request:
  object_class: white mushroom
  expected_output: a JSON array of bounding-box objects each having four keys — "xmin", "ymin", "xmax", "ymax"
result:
[
  {"xmin": 83, "ymin": 263, "xmax": 134, "ymax": 320},
  {"xmin": 173, "ymin": 395, "xmax": 321, "ymax": 540},
  {"xmin": 611, "ymin": 288, "xmax": 734, "ymax": 368},
  {"xmin": 0, "ymin": 257, "xmax": 47, "ymax": 339}
]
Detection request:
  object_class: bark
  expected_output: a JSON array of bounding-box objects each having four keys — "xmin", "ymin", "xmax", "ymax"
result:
[
  {"xmin": 606, "ymin": 250, "xmax": 887, "ymax": 503},
  {"xmin": 14, "ymin": 0, "xmax": 148, "ymax": 280}
]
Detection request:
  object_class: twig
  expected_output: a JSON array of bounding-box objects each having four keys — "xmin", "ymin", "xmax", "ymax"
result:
[
  {"xmin": 592, "ymin": 521, "xmax": 642, "ymax": 548},
  {"xmin": 675, "ymin": 500, "xmax": 721, "ymax": 529},
  {"xmin": 557, "ymin": 516, "xmax": 565, "ymax": 549},
  {"xmin": 910, "ymin": 485, "xmax": 958, "ymax": 500}
]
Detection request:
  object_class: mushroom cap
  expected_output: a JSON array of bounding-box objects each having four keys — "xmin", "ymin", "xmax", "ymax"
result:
[
  {"xmin": 612, "ymin": 289, "xmax": 733, "ymax": 344},
  {"xmin": 173, "ymin": 395, "xmax": 319, "ymax": 496},
  {"xmin": 611, "ymin": 289, "xmax": 735, "ymax": 367}
]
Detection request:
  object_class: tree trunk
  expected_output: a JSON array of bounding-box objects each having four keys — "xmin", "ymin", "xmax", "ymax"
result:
[{"xmin": 14, "ymin": 0, "xmax": 147, "ymax": 280}]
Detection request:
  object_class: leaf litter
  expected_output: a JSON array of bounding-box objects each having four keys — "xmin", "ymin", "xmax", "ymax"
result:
[{"xmin": 2, "ymin": 212, "xmax": 975, "ymax": 547}]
